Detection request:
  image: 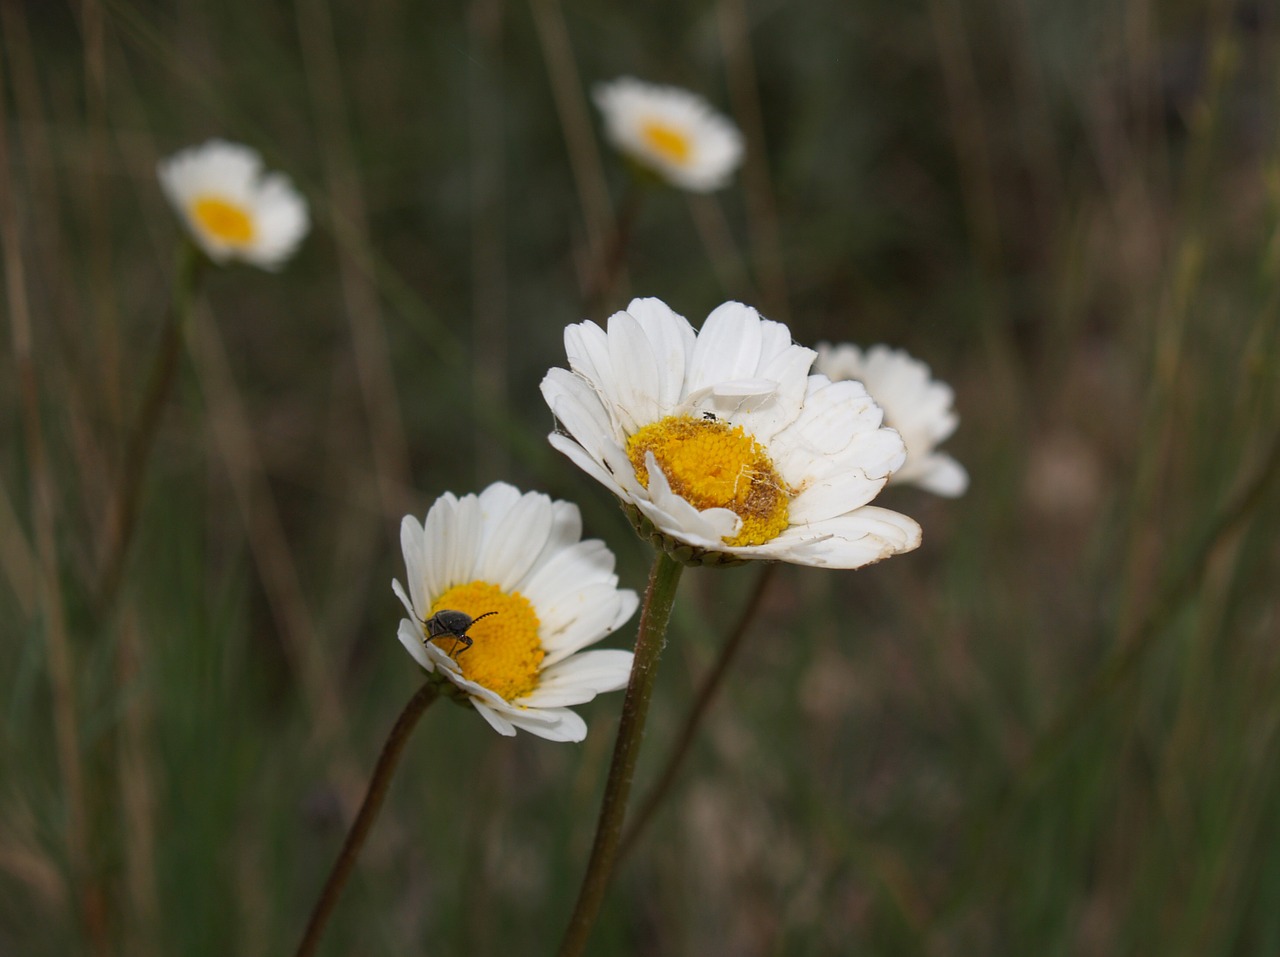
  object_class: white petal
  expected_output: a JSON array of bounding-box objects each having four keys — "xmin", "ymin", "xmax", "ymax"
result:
[
  {"xmin": 541, "ymin": 589, "xmax": 634, "ymax": 666},
  {"xmin": 772, "ymin": 377, "xmax": 884, "ymax": 460},
  {"xmin": 687, "ymin": 302, "xmax": 765, "ymax": 389},
  {"xmin": 447, "ymin": 494, "xmax": 484, "ymax": 588},
  {"xmin": 542, "ymin": 369, "xmax": 620, "ymax": 462},
  {"xmin": 641, "ymin": 452, "xmax": 740, "ymax": 545},
  {"xmin": 611, "ymin": 588, "xmax": 640, "ymax": 632},
  {"xmin": 564, "ymin": 320, "xmax": 614, "ymax": 389},
  {"xmin": 750, "ymin": 507, "xmax": 922, "ymax": 568},
  {"xmin": 625, "ymin": 297, "xmax": 696, "ymax": 408},
  {"xmin": 396, "ymin": 618, "xmax": 434, "ymax": 672},
  {"xmin": 787, "ymin": 471, "xmax": 887, "ymax": 525},
  {"xmin": 471, "ymin": 700, "xmax": 518, "ymax": 736},
  {"xmin": 522, "ymin": 650, "xmax": 635, "ymax": 706},
  {"xmin": 608, "ymin": 309, "xmax": 664, "ymax": 431},
  {"xmin": 419, "ymin": 493, "xmax": 458, "ymax": 601},
  {"xmin": 392, "ymin": 579, "xmax": 417, "ymax": 621},
  {"xmin": 522, "ymin": 539, "xmax": 619, "ymax": 610},
  {"xmin": 398, "ymin": 515, "xmax": 427, "ymax": 615},
  {"xmin": 903, "ymin": 454, "xmax": 969, "ymax": 497},
  {"xmin": 475, "ymin": 482, "xmax": 525, "ymax": 559},
  {"xmin": 502, "ymin": 706, "xmax": 588, "ymax": 742},
  {"xmin": 547, "ymin": 432, "xmax": 631, "ymax": 500},
  {"xmin": 482, "ymin": 492, "xmax": 554, "ymax": 590},
  {"xmin": 515, "ymin": 500, "xmax": 584, "ymax": 594},
  {"xmin": 815, "ymin": 342, "xmax": 966, "ymax": 497}
]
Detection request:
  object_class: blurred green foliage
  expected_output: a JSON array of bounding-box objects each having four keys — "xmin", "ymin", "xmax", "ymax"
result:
[{"xmin": 3, "ymin": 0, "xmax": 1280, "ymax": 954}]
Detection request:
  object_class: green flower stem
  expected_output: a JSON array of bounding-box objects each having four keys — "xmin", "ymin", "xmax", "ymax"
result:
[
  {"xmin": 618, "ymin": 560, "xmax": 778, "ymax": 862},
  {"xmin": 295, "ymin": 682, "xmax": 439, "ymax": 957},
  {"xmin": 96, "ymin": 240, "xmax": 204, "ymax": 613},
  {"xmin": 557, "ymin": 551, "xmax": 685, "ymax": 957}
]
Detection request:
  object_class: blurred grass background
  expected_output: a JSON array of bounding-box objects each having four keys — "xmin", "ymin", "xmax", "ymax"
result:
[{"xmin": 3, "ymin": 0, "xmax": 1280, "ymax": 953}]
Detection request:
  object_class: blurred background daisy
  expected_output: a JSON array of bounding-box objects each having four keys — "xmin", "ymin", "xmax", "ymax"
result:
[
  {"xmin": 594, "ymin": 77, "xmax": 744, "ymax": 192},
  {"xmin": 816, "ymin": 342, "xmax": 969, "ymax": 497},
  {"xmin": 158, "ymin": 138, "xmax": 309, "ymax": 269}
]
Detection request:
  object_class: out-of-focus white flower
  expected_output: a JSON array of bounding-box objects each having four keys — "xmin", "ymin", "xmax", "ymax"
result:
[
  {"xmin": 393, "ymin": 482, "xmax": 638, "ymax": 742},
  {"xmin": 541, "ymin": 297, "xmax": 922, "ymax": 568},
  {"xmin": 593, "ymin": 78, "xmax": 744, "ymax": 193},
  {"xmin": 815, "ymin": 344, "xmax": 968, "ymax": 497},
  {"xmin": 157, "ymin": 139, "xmax": 309, "ymax": 270}
]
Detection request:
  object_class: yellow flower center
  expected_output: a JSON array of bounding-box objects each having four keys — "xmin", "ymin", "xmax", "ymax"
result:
[
  {"xmin": 640, "ymin": 119, "xmax": 693, "ymax": 165},
  {"xmin": 626, "ymin": 415, "xmax": 792, "ymax": 547},
  {"xmin": 190, "ymin": 195, "xmax": 256, "ymax": 245},
  {"xmin": 428, "ymin": 581, "xmax": 543, "ymax": 702}
]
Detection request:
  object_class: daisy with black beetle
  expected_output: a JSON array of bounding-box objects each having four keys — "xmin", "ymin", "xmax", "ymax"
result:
[
  {"xmin": 393, "ymin": 482, "xmax": 638, "ymax": 742},
  {"xmin": 295, "ymin": 483, "xmax": 636, "ymax": 957}
]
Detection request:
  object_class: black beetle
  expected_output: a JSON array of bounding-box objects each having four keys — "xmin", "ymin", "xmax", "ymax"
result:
[{"xmin": 423, "ymin": 609, "xmax": 498, "ymax": 656}]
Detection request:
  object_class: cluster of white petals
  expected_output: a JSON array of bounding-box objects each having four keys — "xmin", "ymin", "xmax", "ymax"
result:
[{"xmin": 815, "ymin": 344, "xmax": 968, "ymax": 498}]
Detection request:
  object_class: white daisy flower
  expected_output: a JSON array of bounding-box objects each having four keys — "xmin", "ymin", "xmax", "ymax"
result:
[
  {"xmin": 593, "ymin": 77, "xmax": 744, "ymax": 193},
  {"xmin": 815, "ymin": 344, "xmax": 969, "ymax": 498},
  {"xmin": 157, "ymin": 139, "xmax": 309, "ymax": 270},
  {"xmin": 540, "ymin": 298, "xmax": 922, "ymax": 569},
  {"xmin": 392, "ymin": 482, "xmax": 638, "ymax": 742}
]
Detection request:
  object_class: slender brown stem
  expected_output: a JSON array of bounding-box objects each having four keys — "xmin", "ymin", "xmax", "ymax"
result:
[
  {"xmin": 618, "ymin": 561, "xmax": 778, "ymax": 861},
  {"xmin": 96, "ymin": 241, "xmax": 203, "ymax": 613},
  {"xmin": 0, "ymin": 60, "xmax": 97, "ymax": 949},
  {"xmin": 528, "ymin": 0, "xmax": 615, "ymax": 273},
  {"xmin": 557, "ymin": 552, "xmax": 684, "ymax": 957},
  {"xmin": 294, "ymin": 682, "xmax": 439, "ymax": 957},
  {"xmin": 585, "ymin": 180, "xmax": 644, "ymax": 315}
]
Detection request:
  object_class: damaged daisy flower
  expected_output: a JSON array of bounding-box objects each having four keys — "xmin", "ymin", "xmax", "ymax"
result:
[{"xmin": 541, "ymin": 298, "xmax": 922, "ymax": 567}]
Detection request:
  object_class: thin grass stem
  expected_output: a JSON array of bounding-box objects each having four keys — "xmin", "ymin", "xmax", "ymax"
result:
[
  {"xmin": 96, "ymin": 241, "xmax": 203, "ymax": 613},
  {"xmin": 585, "ymin": 179, "xmax": 644, "ymax": 316},
  {"xmin": 528, "ymin": 0, "xmax": 616, "ymax": 285},
  {"xmin": 0, "ymin": 66, "xmax": 101, "ymax": 951},
  {"xmin": 294, "ymin": 682, "xmax": 440, "ymax": 957}
]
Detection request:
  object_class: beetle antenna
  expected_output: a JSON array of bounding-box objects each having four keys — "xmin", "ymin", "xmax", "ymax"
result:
[{"xmin": 452, "ymin": 612, "xmax": 496, "ymax": 656}]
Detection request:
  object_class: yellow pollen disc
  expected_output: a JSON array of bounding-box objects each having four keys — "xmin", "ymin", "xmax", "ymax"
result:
[
  {"xmin": 640, "ymin": 119, "xmax": 693, "ymax": 165},
  {"xmin": 626, "ymin": 415, "xmax": 792, "ymax": 548},
  {"xmin": 428, "ymin": 581, "xmax": 543, "ymax": 702},
  {"xmin": 190, "ymin": 195, "xmax": 256, "ymax": 245}
]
